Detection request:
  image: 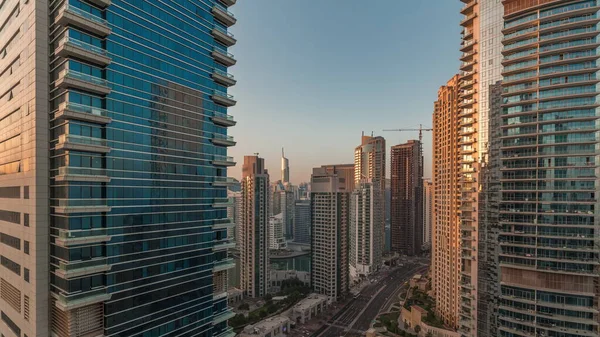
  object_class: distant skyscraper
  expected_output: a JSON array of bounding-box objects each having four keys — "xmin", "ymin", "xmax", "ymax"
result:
[
  {"xmin": 352, "ymin": 135, "xmax": 386, "ymax": 276},
  {"xmin": 433, "ymin": 74, "xmax": 462, "ymax": 329},
  {"xmin": 282, "ymin": 148, "xmax": 290, "ymax": 184},
  {"xmin": 273, "ymin": 188, "xmax": 295, "ymax": 240},
  {"xmin": 390, "ymin": 140, "xmax": 424, "ymax": 256},
  {"xmin": 423, "ymin": 179, "xmax": 433, "ymax": 247},
  {"xmin": 228, "ymin": 190, "xmax": 242, "ymax": 241},
  {"xmin": 240, "ymin": 156, "xmax": 270, "ymax": 298},
  {"xmin": 0, "ymin": 0, "xmax": 239, "ymax": 335},
  {"xmin": 498, "ymin": 2, "xmax": 600, "ymax": 337},
  {"xmin": 268, "ymin": 214, "xmax": 287, "ymax": 250},
  {"xmin": 294, "ymin": 199, "xmax": 311, "ymax": 244},
  {"xmin": 311, "ymin": 164, "xmax": 353, "ymax": 301}
]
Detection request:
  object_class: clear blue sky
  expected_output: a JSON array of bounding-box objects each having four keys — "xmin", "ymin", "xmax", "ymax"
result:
[{"xmin": 228, "ymin": 0, "xmax": 462, "ymax": 184}]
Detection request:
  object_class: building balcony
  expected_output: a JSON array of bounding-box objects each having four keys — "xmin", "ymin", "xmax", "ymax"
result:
[
  {"xmin": 54, "ymin": 102, "xmax": 112, "ymax": 124},
  {"xmin": 213, "ymin": 242, "xmax": 236, "ymax": 251},
  {"xmin": 460, "ymin": 50, "xmax": 477, "ymax": 61},
  {"xmin": 212, "ymin": 69, "xmax": 237, "ymax": 87},
  {"xmin": 54, "ymin": 198, "xmax": 111, "ymax": 214},
  {"xmin": 460, "ymin": 40, "xmax": 476, "ymax": 52},
  {"xmin": 211, "ymin": 112, "xmax": 237, "ymax": 127},
  {"xmin": 212, "ymin": 26, "xmax": 237, "ymax": 47},
  {"xmin": 55, "ymin": 228, "xmax": 111, "ymax": 248},
  {"xmin": 460, "ymin": 0, "xmax": 476, "ymax": 14},
  {"xmin": 54, "ymin": 288, "xmax": 112, "ymax": 311},
  {"xmin": 214, "ymin": 218, "xmax": 235, "ymax": 230},
  {"xmin": 211, "ymin": 133, "xmax": 236, "ymax": 147},
  {"xmin": 212, "ymin": 3, "xmax": 237, "ymax": 27},
  {"xmin": 213, "ymin": 198, "xmax": 234, "ymax": 208},
  {"xmin": 460, "ymin": 60, "xmax": 477, "ymax": 71},
  {"xmin": 212, "ymin": 46, "xmax": 237, "ymax": 67},
  {"xmin": 213, "ymin": 258, "xmax": 236, "ymax": 272},
  {"xmin": 213, "ymin": 176, "xmax": 237, "ymax": 187},
  {"xmin": 55, "ymin": 258, "xmax": 111, "ymax": 279},
  {"xmin": 55, "ymin": 3, "xmax": 111, "ymax": 37},
  {"xmin": 219, "ymin": 0, "xmax": 236, "ymax": 7},
  {"xmin": 213, "ymin": 156, "xmax": 236, "ymax": 167},
  {"xmin": 55, "ymin": 36, "xmax": 111, "ymax": 66},
  {"xmin": 213, "ymin": 309, "xmax": 236, "ymax": 324},
  {"xmin": 55, "ymin": 166, "xmax": 110, "ymax": 183},
  {"xmin": 86, "ymin": 0, "xmax": 111, "ymax": 8},
  {"xmin": 460, "ymin": 12, "xmax": 477, "ymax": 26},
  {"xmin": 55, "ymin": 69, "xmax": 111, "ymax": 95},
  {"xmin": 212, "ymin": 90, "xmax": 237, "ymax": 107},
  {"xmin": 55, "ymin": 134, "xmax": 111, "ymax": 154}
]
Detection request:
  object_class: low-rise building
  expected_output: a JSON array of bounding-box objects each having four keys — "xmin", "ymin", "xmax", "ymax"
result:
[
  {"xmin": 228, "ymin": 288, "xmax": 244, "ymax": 306},
  {"xmin": 270, "ymin": 270, "xmax": 310, "ymax": 293},
  {"xmin": 239, "ymin": 316, "xmax": 291, "ymax": 337},
  {"xmin": 290, "ymin": 294, "xmax": 329, "ymax": 324},
  {"xmin": 401, "ymin": 305, "xmax": 459, "ymax": 337}
]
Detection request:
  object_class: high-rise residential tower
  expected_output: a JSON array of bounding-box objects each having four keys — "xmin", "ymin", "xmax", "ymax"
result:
[
  {"xmin": 390, "ymin": 140, "xmax": 424, "ymax": 256},
  {"xmin": 499, "ymin": 2, "xmax": 600, "ymax": 337},
  {"xmin": 0, "ymin": 1, "xmax": 238, "ymax": 336},
  {"xmin": 240, "ymin": 156, "xmax": 270, "ymax": 298},
  {"xmin": 311, "ymin": 164, "xmax": 353, "ymax": 301},
  {"xmin": 423, "ymin": 179, "xmax": 433, "ymax": 247},
  {"xmin": 352, "ymin": 135, "xmax": 385, "ymax": 277},
  {"xmin": 294, "ymin": 199, "xmax": 311, "ymax": 245},
  {"xmin": 432, "ymin": 74, "xmax": 462, "ymax": 328},
  {"xmin": 268, "ymin": 214, "xmax": 286, "ymax": 250},
  {"xmin": 281, "ymin": 148, "xmax": 290, "ymax": 184},
  {"xmin": 458, "ymin": 0, "xmax": 504, "ymax": 335}
]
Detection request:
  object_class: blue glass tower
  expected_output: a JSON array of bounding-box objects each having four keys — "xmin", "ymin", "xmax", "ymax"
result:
[{"xmin": 48, "ymin": 0, "xmax": 238, "ymax": 336}]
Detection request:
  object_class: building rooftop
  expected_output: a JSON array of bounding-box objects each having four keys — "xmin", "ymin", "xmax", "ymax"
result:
[
  {"xmin": 292, "ymin": 294, "xmax": 328, "ymax": 311},
  {"xmin": 240, "ymin": 316, "xmax": 290, "ymax": 336},
  {"xmin": 227, "ymin": 288, "xmax": 243, "ymax": 296},
  {"xmin": 412, "ymin": 305, "xmax": 428, "ymax": 315}
]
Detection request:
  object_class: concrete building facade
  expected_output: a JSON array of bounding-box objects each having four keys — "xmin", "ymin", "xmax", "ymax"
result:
[
  {"xmin": 0, "ymin": 0, "xmax": 238, "ymax": 336},
  {"xmin": 269, "ymin": 214, "xmax": 287, "ymax": 250},
  {"xmin": 458, "ymin": 1, "xmax": 504, "ymax": 335},
  {"xmin": 432, "ymin": 74, "xmax": 462, "ymax": 329},
  {"xmin": 390, "ymin": 140, "xmax": 424, "ymax": 256},
  {"xmin": 310, "ymin": 165, "xmax": 353, "ymax": 301},
  {"xmin": 423, "ymin": 179, "xmax": 433, "ymax": 247},
  {"xmin": 240, "ymin": 156, "xmax": 270, "ymax": 298}
]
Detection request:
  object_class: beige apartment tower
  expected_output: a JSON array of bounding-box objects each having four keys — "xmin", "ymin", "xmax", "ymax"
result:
[
  {"xmin": 432, "ymin": 74, "xmax": 462, "ymax": 329},
  {"xmin": 240, "ymin": 156, "xmax": 270, "ymax": 298},
  {"xmin": 351, "ymin": 135, "xmax": 385, "ymax": 278},
  {"xmin": 310, "ymin": 164, "xmax": 353, "ymax": 301}
]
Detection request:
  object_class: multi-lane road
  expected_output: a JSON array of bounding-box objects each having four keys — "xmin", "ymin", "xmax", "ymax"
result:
[{"xmin": 314, "ymin": 260, "xmax": 428, "ymax": 337}]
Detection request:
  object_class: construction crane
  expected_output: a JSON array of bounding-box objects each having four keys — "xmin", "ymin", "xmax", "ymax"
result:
[
  {"xmin": 383, "ymin": 124, "xmax": 433, "ymax": 176},
  {"xmin": 382, "ymin": 124, "xmax": 433, "ymax": 143}
]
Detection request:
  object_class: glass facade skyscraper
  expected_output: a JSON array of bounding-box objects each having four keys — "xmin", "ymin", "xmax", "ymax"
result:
[
  {"xmin": 0, "ymin": 0, "xmax": 238, "ymax": 336},
  {"xmin": 500, "ymin": 1, "xmax": 600, "ymax": 336}
]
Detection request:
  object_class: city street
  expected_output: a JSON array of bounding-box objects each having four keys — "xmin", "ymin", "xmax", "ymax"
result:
[{"xmin": 314, "ymin": 260, "xmax": 428, "ymax": 337}]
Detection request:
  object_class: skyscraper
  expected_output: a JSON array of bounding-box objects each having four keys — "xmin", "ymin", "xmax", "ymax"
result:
[
  {"xmin": 350, "ymin": 181, "xmax": 377, "ymax": 279},
  {"xmin": 459, "ymin": 0, "xmax": 503, "ymax": 335},
  {"xmin": 281, "ymin": 148, "xmax": 290, "ymax": 184},
  {"xmin": 0, "ymin": 0, "xmax": 238, "ymax": 336},
  {"xmin": 240, "ymin": 155, "xmax": 270, "ymax": 298},
  {"xmin": 499, "ymin": 2, "xmax": 600, "ymax": 336},
  {"xmin": 294, "ymin": 199, "xmax": 311, "ymax": 245},
  {"xmin": 352, "ymin": 135, "xmax": 385, "ymax": 276},
  {"xmin": 423, "ymin": 179, "xmax": 433, "ymax": 247},
  {"xmin": 268, "ymin": 214, "xmax": 287, "ymax": 250},
  {"xmin": 310, "ymin": 164, "xmax": 353, "ymax": 301},
  {"xmin": 432, "ymin": 74, "xmax": 462, "ymax": 328},
  {"xmin": 390, "ymin": 140, "xmax": 424, "ymax": 256}
]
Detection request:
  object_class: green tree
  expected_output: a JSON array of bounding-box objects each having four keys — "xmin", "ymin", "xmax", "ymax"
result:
[
  {"xmin": 426, "ymin": 332, "xmax": 434, "ymax": 337},
  {"xmin": 264, "ymin": 293, "xmax": 273, "ymax": 302},
  {"xmin": 238, "ymin": 303, "xmax": 250, "ymax": 310},
  {"xmin": 229, "ymin": 314, "xmax": 246, "ymax": 327},
  {"xmin": 414, "ymin": 325, "xmax": 421, "ymax": 334},
  {"xmin": 259, "ymin": 309, "xmax": 268, "ymax": 318}
]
